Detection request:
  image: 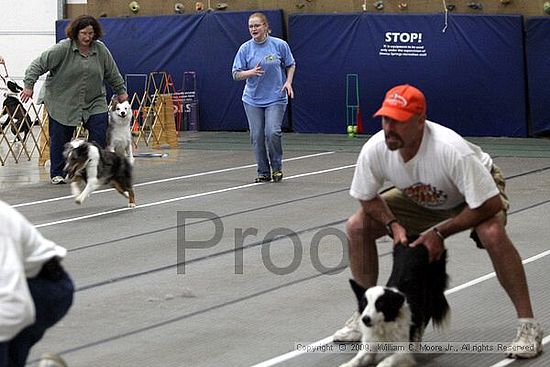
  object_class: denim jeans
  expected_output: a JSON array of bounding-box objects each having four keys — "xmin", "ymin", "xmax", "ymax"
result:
[
  {"xmin": 0, "ymin": 269, "xmax": 74, "ymax": 367},
  {"xmin": 243, "ymin": 102, "xmax": 286, "ymax": 177},
  {"xmin": 48, "ymin": 112, "xmax": 108, "ymax": 178}
]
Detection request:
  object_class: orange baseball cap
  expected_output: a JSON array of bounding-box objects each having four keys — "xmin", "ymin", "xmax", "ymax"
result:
[{"xmin": 373, "ymin": 84, "xmax": 426, "ymax": 122}]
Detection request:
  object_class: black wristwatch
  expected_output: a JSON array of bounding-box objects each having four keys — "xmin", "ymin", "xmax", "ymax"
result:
[{"xmin": 385, "ymin": 219, "xmax": 399, "ymax": 237}]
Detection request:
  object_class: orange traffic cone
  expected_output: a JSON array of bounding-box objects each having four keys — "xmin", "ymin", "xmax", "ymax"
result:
[{"xmin": 356, "ymin": 106, "xmax": 364, "ymax": 134}]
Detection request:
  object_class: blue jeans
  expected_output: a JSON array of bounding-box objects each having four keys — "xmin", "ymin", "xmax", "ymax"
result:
[
  {"xmin": 0, "ymin": 269, "xmax": 74, "ymax": 367},
  {"xmin": 48, "ymin": 113, "xmax": 108, "ymax": 178},
  {"xmin": 243, "ymin": 103, "xmax": 286, "ymax": 177}
]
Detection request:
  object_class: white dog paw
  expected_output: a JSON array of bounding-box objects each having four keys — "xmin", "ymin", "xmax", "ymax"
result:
[
  {"xmin": 339, "ymin": 361, "xmax": 359, "ymax": 367},
  {"xmin": 75, "ymin": 191, "xmax": 89, "ymax": 204},
  {"xmin": 376, "ymin": 354, "xmax": 414, "ymax": 367},
  {"xmin": 128, "ymin": 202, "xmax": 136, "ymax": 209},
  {"xmin": 339, "ymin": 357, "xmax": 366, "ymax": 367}
]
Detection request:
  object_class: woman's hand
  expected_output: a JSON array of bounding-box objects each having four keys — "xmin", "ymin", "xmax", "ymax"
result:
[
  {"xmin": 20, "ymin": 88, "xmax": 34, "ymax": 103},
  {"xmin": 117, "ymin": 92, "xmax": 129, "ymax": 103},
  {"xmin": 282, "ymin": 81, "xmax": 294, "ymax": 98},
  {"xmin": 248, "ymin": 63, "xmax": 264, "ymax": 77}
]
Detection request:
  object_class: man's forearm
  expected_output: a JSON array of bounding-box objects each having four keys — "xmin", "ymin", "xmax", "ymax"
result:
[{"xmin": 360, "ymin": 195, "xmax": 397, "ymax": 226}]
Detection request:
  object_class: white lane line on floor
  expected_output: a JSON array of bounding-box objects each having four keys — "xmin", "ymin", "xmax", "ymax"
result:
[
  {"xmin": 12, "ymin": 151, "xmax": 335, "ymax": 209},
  {"xmin": 489, "ymin": 335, "xmax": 550, "ymax": 367},
  {"xmin": 250, "ymin": 336, "xmax": 334, "ymax": 367},
  {"xmin": 34, "ymin": 164, "xmax": 356, "ymax": 228},
  {"xmin": 445, "ymin": 247, "xmax": 550, "ymax": 296},
  {"xmin": 249, "ymin": 249, "xmax": 550, "ymax": 367}
]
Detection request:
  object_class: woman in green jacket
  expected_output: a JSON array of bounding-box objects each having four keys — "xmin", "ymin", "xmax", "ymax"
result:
[{"xmin": 21, "ymin": 15, "xmax": 128, "ymax": 184}]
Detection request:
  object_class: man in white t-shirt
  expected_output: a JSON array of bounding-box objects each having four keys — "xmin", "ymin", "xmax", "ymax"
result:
[
  {"xmin": 0, "ymin": 200, "xmax": 73, "ymax": 367},
  {"xmin": 333, "ymin": 84, "xmax": 543, "ymax": 359}
]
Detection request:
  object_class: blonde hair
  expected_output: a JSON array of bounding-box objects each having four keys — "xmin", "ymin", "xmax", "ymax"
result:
[{"xmin": 249, "ymin": 12, "xmax": 271, "ymax": 34}]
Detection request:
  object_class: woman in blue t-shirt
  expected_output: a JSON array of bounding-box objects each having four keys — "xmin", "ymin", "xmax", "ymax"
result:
[{"xmin": 232, "ymin": 12, "xmax": 296, "ymax": 183}]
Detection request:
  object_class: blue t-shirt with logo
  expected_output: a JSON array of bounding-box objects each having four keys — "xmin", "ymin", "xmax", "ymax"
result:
[{"xmin": 232, "ymin": 36, "xmax": 295, "ymax": 107}]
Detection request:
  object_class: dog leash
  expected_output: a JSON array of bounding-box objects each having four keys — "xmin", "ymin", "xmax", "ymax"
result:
[
  {"xmin": 1, "ymin": 63, "xmax": 10, "ymax": 90},
  {"xmin": 1, "ymin": 63, "xmax": 9, "ymax": 79}
]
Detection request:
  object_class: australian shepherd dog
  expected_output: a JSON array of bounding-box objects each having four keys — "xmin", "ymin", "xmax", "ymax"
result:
[
  {"xmin": 340, "ymin": 240, "xmax": 450, "ymax": 367},
  {"xmin": 107, "ymin": 100, "xmax": 134, "ymax": 165},
  {"xmin": 63, "ymin": 139, "xmax": 136, "ymax": 208}
]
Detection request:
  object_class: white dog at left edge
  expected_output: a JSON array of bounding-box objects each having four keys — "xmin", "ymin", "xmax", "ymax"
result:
[{"xmin": 107, "ymin": 100, "xmax": 134, "ymax": 165}]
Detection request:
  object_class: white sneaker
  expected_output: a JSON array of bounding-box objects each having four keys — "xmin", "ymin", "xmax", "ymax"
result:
[
  {"xmin": 506, "ymin": 320, "xmax": 543, "ymax": 359},
  {"xmin": 333, "ymin": 310, "xmax": 362, "ymax": 342},
  {"xmin": 50, "ymin": 176, "xmax": 66, "ymax": 185},
  {"xmin": 38, "ymin": 353, "xmax": 68, "ymax": 367}
]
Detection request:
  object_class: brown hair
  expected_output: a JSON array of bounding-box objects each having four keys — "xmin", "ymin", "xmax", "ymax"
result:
[{"xmin": 65, "ymin": 15, "xmax": 103, "ymax": 40}]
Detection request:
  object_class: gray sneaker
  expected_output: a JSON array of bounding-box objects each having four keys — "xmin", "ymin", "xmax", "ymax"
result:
[
  {"xmin": 333, "ymin": 310, "xmax": 362, "ymax": 342},
  {"xmin": 506, "ymin": 320, "xmax": 543, "ymax": 359},
  {"xmin": 38, "ymin": 353, "xmax": 68, "ymax": 367}
]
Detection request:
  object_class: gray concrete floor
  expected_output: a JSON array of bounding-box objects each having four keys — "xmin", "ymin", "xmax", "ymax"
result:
[{"xmin": 1, "ymin": 132, "xmax": 549, "ymax": 367}]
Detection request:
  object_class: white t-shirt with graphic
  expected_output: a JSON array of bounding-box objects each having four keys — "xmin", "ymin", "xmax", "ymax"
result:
[{"xmin": 350, "ymin": 120, "xmax": 499, "ymax": 210}]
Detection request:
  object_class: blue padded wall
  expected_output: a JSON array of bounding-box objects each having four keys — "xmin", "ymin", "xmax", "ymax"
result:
[
  {"xmin": 526, "ymin": 17, "xmax": 550, "ymax": 136},
  {"xmin": 56, "ymin": 10, "xmax": 286, "ymax": 131},
  {"xmin": 56, "ymin": 12, "xmax": 529, "ymax": 136},
  {"xmin": 288, "ymin": 13, "xmax": 527, "ymax": 136}
]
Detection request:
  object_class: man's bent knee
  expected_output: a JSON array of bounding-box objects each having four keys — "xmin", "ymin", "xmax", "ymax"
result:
[
  {"xmin": 346, "ymin": 209, "xmax": 385, "ymax": 242},
  {"xmin": 475, "ymin": 219, "xmax": 510, "ymax": 252},
  {"xmin": 346, "ymin": 211, "xmax": 364, "ymax": 234}
]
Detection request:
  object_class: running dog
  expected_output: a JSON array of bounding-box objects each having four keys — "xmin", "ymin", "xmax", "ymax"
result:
[
  {"xmin": 340, "ymin": 241, "xmax": 450, "ymax": 367},
  {"xmin": 106, "ymin": 100, "xmax": 134, "ymax": 165},
  {"xmin": 63, "ymin": 139, "xmax": 136, "ymax": 208}
]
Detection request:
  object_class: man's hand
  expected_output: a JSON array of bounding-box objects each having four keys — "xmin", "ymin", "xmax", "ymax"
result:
[
  {"xmin": 390, "ymin": 221, "xmax": 408, "ymax": 246},
  {"xmin": 410, "ymin": 229, "xmax": 445, "ymax": 263}
]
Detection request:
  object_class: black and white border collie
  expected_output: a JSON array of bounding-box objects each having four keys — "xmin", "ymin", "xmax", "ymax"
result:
[
  {"xmin": 63, "ymin": 139, "xmax": 136, "ymax": 208},
  {"xmin": 340, "ymin": 241, "xmax": 450, "ymax": 367},
  {"xmin": 1, "ymin": 79, "xmax": 36, "ymax": 142}
]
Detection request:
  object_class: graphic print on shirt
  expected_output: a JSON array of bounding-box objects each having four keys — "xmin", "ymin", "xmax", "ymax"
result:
[
  {"xmin": 262, "ymin": 54, "xmax": 280, "ymax": 67},
  {"xmin": 403, "ymin": 182, "xmax": 448, "ymax": 207}
]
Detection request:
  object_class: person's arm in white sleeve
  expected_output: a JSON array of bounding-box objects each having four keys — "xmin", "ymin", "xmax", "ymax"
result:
[{"xmin": 0, "ymin": 236, "xmax": 35, "ymax": 342}]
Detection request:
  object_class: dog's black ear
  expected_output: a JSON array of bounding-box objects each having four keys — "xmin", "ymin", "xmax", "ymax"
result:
[
  {"xmin": 377, "ymin": 289, "xmax": 405, "ymax": 322},
  {"xmin": 349, "ymin": 279, "xmax": 366, "ymax": 301},
  {"xmin": 75, "ymin": 143, "xmax": 89, "ymax": 156},
  {"xmin": 7, "ymin": 80, "xmax": 23, "ymax": 93},
  {"xmin": 349, "ymin": 279, "xmax": 368, "ymax": 312},
  {"xmin": 62, "ymin": 142, "xmax": 73, "ymax": 155}
]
